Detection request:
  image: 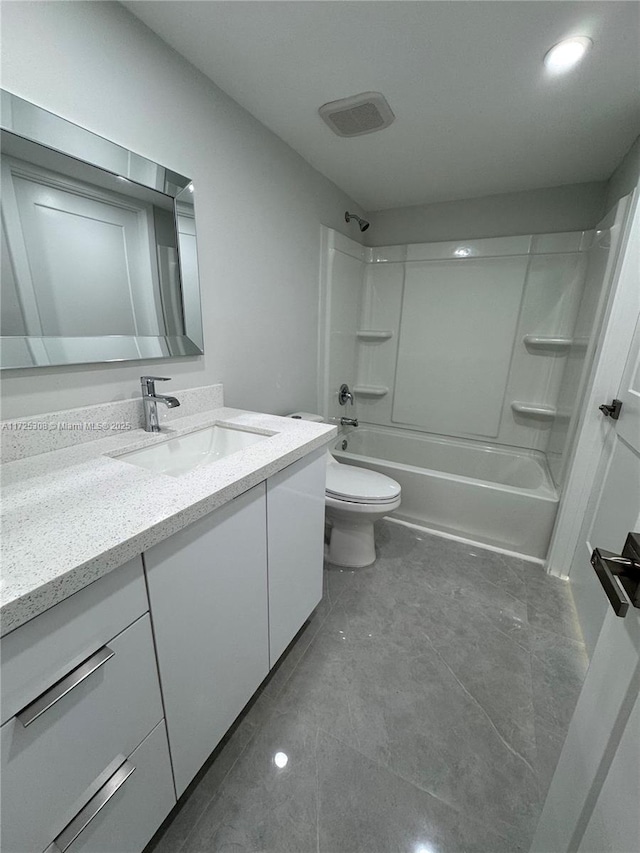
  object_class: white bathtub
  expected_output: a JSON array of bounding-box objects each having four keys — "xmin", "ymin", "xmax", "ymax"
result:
[{"xmin": 331, "ymin": 426, "xmax": 559, "ymax": 560}]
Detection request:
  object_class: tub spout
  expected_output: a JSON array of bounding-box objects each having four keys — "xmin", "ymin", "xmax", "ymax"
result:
[{"xmin": 340, "ymin": 417, "xmax": 359, "ymax": 427}]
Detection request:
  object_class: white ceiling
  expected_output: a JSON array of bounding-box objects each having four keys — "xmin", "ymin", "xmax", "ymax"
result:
[{"xmin": 124, "ymin": 1, "xmax": 640, "ymax": 211}]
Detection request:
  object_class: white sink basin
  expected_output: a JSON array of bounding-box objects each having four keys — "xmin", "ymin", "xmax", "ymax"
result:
[{"xmin": 117, "ymin": 424, "xmax": 271, "ymax": 477}]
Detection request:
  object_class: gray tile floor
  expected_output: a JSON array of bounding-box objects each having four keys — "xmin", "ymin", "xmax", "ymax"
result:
[{"xmin": 147, "ymin": 521, "xmax": 589, "ymax": 853}]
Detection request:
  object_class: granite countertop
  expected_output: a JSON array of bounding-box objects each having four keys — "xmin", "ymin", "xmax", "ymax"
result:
[{"xmin": 1, "ymin": 407, "xmax": 336, "ymax": 636}]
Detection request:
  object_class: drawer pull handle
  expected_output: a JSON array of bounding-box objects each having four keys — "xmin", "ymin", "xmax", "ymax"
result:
[
  {"xmin": 17, "ymin": 645, "xmax": 114, "ymax": 728},
  {"xmin": 50, "ymin": 758, "xmax": 136, "ymax": 852}
]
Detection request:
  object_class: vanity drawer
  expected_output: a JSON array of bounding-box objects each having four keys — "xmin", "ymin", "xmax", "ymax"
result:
[
  {"xmin": 1, "ymin": 555, "xmax": 147, "ymax": 725},
  {"xmin": 1, "ymin": 614, "xmax": 164, "ymax": 853},
  {"xmin": 45, "ymin": 722, "xmax": 175, "ymax": 853}
]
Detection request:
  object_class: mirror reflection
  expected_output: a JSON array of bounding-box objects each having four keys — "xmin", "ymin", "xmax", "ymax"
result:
[{"xmin": 0, "ymin": 92, "xmax": 203, "ymax": 368}]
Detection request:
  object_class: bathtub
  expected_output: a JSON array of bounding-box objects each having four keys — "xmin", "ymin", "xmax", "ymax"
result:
[{"xmin": 331, "ymin": 426, "xmax": 559, "ymax": 561}]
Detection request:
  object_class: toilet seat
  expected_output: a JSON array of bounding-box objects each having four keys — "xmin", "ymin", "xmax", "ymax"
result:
[{"xmin": 326, "ymin": 462, "xmax": 401, "ymax": 505}]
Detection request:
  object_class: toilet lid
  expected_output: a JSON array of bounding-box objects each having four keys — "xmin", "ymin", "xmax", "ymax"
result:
[{"xmin": 326, "ymin": 462, "xmax": 401, "ymax": 504}]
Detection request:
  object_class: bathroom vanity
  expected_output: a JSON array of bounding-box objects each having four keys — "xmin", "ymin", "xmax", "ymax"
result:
[{"xmin": 0, "ymin": 393, "xmax": 335, "ymax": 853}]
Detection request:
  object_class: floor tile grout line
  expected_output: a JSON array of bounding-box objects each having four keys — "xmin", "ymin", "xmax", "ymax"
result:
[
  {"xmin": 418, "ymin": 627, "xmax": 538, "ymax": 777},
  {"xmin": 341, "ymin": 571, "xmax": 532, "ymax": 655},
  {"xmin": 171, "ymin": 648, "xmax": 317, "ymax": 853},
  {"xmin": 175, "ymin": 722, "xmax": 262, "ymax": 853},
  {"xmin": 312, "ymin": 720, "xmax": 521, "ymax": 845},
  {"xmin": 287, "ymin": 566, "xmax": 541, "ymax": 838},
  {"xmin": 345, "ymin": 564, "xmax": 528, "ymax": 621},
  {"xmin": 407, "ymin": 528, "xmax": 529, "ymax": 594},
  {"xmin": 259, "ymin": 575, "xmax": 342, "ymax": 704},
  {"xmin": 464, "ymin": 560, "xmax": 529, "ymax": 607},
  {"xmin": 527, "ymin": 620, "xmax": 588, "ymax": 651},
  {"xmin": 496, "ymin": 552, "xmax": 528, "ymax": 582},
  {"xmin": 527, "ymin": 635, "xmax": 546, "ymax": 807},
  {"xmin": 314, "ymin": 727, "xmax": 321, "ymax": 853},
  {"xmin": 399, "ymin": 549, "xmax": 530, "ymax": 611},
  {"xmin": 470, "ymin": 599, "xmax": 532, "ymax": 653},
  {"xmin": 172, "ymin": 580, "xmax": 342, "ymax": 853}
]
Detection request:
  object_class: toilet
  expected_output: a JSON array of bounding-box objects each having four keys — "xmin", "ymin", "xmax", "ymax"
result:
[{"xmin": 289, "ymin": 413, "xmax": 402, "ymax": 568}]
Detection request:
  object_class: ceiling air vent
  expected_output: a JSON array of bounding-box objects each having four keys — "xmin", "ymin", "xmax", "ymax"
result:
[{"xmin": 318, "ymin": 92, "xmax": 395, "ymax": 138}]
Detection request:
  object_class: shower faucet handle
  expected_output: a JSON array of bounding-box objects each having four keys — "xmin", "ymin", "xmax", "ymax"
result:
[{"xmin": 338, "ymin": 383, "xmax": 354, "ymax": 406}]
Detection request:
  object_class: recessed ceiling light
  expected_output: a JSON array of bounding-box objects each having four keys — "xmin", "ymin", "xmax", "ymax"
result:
[{"xmin": 544, "ymin": 37, "xmax": 592, "ymax": 74}]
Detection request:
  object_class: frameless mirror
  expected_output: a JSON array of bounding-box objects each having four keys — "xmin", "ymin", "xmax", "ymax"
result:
[{"xmin": 0, "ymin": 90, "xmax": 204, "ymax": 368}]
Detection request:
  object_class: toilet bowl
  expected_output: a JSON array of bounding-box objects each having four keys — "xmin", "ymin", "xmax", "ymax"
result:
[
  {"xmin": 288, "ymin": 411, "xmax": 401, "ymax": 568},
  {"xmin": 325, "ymin": 451, "xmax": 401, "ymax": 568}
]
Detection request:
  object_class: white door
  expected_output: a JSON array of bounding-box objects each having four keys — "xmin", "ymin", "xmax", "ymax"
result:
[
  {"xmin": 2, "ymin": 157, "xmax": 162, "ymax": 336},
  {"xmin": 531, "ymin": 205, "xmax": 640, "ymax": 853},
  {"xmin": 564, "ymin": 197, "xmax": 640, "ymax": 654},
  {"xmin": 531, "ymin": 556, "xmax": 640, "ymax": 853}
]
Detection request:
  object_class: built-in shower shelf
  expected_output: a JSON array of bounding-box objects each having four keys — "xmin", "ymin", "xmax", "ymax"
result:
[
  {"xmin": 523, "ymin": 335, "xmax": 573, "ymax": 350},
  {"xmin": 353, "ymin": 385, "xmax": 389, "ymax": 398},
  {"xmin": 511, "ymin": 401, "xmax": 557, "ymax": 418},
  {"xmin": 356, "ymin": 330, "xmax": 393, "ymax": 341}
]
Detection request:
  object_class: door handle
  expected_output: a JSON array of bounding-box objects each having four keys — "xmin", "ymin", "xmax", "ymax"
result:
[
  {"xmin": 591, "ymin": 532, "xmax": 640, "ymax": 617},
  {"xmin": 17, "ymin": 645, "xmax": 114, "ymax": 728},
  {"xmin": 598, "ymin": 398, "xmax": 622, "ymax": 419},
  {"xmin": 48, "ymin": 758, "xmax": 135, "ymax": 852}
]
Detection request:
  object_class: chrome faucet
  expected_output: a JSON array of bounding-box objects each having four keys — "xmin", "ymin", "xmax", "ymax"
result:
[
  {"xmin": 140, "ymin": 376, "xmax": 181, "ymax": 432},
  {"xmin": 340, "ymin": 417, "xmax": 359, "ymax": 428}
]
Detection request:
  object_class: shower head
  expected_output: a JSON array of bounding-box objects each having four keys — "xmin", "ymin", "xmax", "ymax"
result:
[{"xmin": 345, "ymin": 211, "xmax": 370, "ymax": 232}]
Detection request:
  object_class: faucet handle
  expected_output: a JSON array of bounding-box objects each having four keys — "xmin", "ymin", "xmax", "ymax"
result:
[
  {"xmin": 140, "ymin": 376, "xmax": 171, "ymax": 395},
  {"xmin": 338, "ymin": 383, "xmax": 354, "ymax": 406}
]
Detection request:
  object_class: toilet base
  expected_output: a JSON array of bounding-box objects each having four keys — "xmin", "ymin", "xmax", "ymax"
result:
[
  {"xmin": 327, "ymin": 517, "xmax": 377, "ymax": 568},
  {"xmin": 325, "ymin": 492, "xmax": 401, "ymax": 568}
]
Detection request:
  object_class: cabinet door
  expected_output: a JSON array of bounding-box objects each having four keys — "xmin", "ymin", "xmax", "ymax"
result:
[
  {"xmin": 267, "ymin": 449, "xmax": 326, "ymax": 666},
  {"xmin": 60, "ymin": 722, "xmax": 175, "ymax": 853},
  {"xmin": 144, "ymin": 484, "xmax": 269, "ymax": 797}
]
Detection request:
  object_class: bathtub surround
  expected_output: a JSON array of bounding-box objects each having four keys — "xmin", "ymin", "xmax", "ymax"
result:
[
  {"xmin": 322, "ymin": 228, "xmax": 595, "ymax": 461},
  {"xmin": 320, "ymin": 216, "xmax": 630, "ymax": 560},
  {"xmin": 0, "ymin": 1, "xmax": 364, "ymax": 419}
]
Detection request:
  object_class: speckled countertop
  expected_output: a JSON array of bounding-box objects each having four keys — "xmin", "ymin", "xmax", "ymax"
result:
[{"xmin": 1, "ymin": 408, "xmax": 336, "ymax": 636}]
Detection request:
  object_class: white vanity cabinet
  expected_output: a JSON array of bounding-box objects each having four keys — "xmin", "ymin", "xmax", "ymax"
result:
[
  {"xmin": 0, "ymin": 557, "xmax": 176, "ymax": 853},
  {"xmin": 0, "ymin": 446, "xmax": 327, "ymax": 850},
  {"xmin": 144, "ymin": 448, "xmax": 326, "ymax": 796}
]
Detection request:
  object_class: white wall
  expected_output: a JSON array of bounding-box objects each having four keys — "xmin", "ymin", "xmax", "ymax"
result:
[
  {"xmin": 365, "ymin": 182, "xmax": 607, "ymax": 247},
  {"xmin": 605, "ymin": 135, "xmax": 640, "ymax": 210},
  {"xmin": 0, "ymin": 1, "xmax": 364, "ymax": 419}
]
